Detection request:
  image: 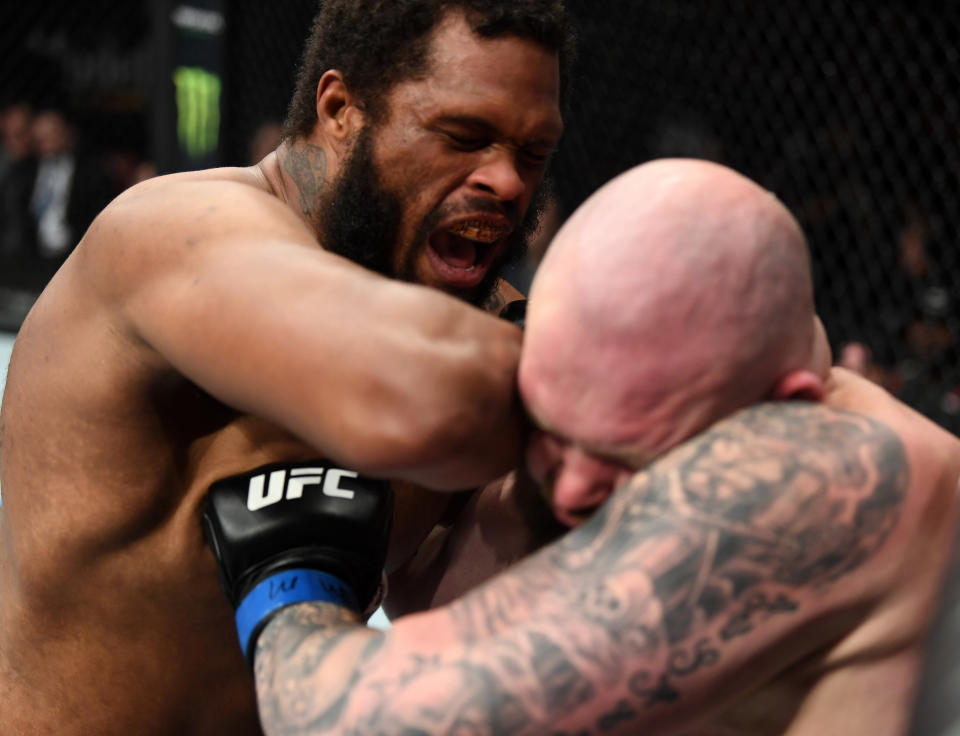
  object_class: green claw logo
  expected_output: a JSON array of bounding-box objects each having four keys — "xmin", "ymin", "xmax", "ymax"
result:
[{"xmin": 173, "ymin": 66, "xmax": 221, "ymax": 158}]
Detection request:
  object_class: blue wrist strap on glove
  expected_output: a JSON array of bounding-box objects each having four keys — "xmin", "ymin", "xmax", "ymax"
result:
[{"xmin": 235, "ymin": 568, "xmax": 359, "ymax": 662}]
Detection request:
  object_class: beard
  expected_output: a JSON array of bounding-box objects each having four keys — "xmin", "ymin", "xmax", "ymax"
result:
[
  {"xmin": 318, "ymin": 125, "xmax": 402, "ymax": 279},
  {"xmin": 319, "ymin": 124, "xmax": 550, "ymax": 307}
]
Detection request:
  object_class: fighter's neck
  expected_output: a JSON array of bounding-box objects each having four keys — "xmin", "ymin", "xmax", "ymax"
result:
[{"xmin": 260, "ymin": 140, "xmax": 333, "ymax": 239}]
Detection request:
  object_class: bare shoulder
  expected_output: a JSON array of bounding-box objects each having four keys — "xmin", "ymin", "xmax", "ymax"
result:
[
  {"xmin": 62, "ymin": 165, "xmax": 326, "ymax": 349},
  {"xmin": 827, "ymin": 367, "xmax": 960, "ymax": 485},
  {"xmin": 86, "ymin": 167, "xmax": 311, "ymax": 277},
  {"xmin": 9, "ymin": 167, "xmax": 307, "ymax": 364},
  {"xmin": 110, "ymin": 166, "xmax": 296, "ymax": 222}
]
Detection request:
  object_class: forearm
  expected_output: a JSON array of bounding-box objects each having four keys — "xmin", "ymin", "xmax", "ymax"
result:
[
  {"xmin": 255, "ymin": 585, "xmax": 663, "ymax": 736},
  {"xmin": 246, "ymin": 288, "xmax": 526, "ymax": 490},
  {"xmin": 253, "ymin": 402, "xmax": 909, "ymax": 735},
  {"xmin": 254, "ymin": 516, "xmax": 693, "ymax": 736},
  {"xmin": 254, "ymin": 604, "xmax": 380, "ymax": 736},
  {"xmin": 219, "ymin": 280, "xmax": 527, "ymax": 489},
  {"xmin": 379, "ymin": 304, "xmax": 526, "ymax": 489}
]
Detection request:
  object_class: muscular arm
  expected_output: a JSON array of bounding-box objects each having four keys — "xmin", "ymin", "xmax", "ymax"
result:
[
  {"xmin": 252, "ymin": 401, "xmax": 908, "ymax": 735},
  {"xmin": 85, "ymin": 176, "xmax": 523, "ymax": 489}
]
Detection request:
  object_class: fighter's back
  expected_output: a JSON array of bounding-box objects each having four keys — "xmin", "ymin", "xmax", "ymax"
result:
[{"xmin": 699, "ymin": 368, "xmax": 960, "ymax": 736}]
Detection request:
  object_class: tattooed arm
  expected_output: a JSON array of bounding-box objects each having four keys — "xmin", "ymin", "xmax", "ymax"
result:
[{"xmin": 254, "ymin": 401, "xmax": 908, "ymax": 735}]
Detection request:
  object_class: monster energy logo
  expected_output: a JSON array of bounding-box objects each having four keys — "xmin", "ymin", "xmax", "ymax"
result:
[{"xmin": 173, "ymin": 66, "xmax": 221, "ymax": 159}]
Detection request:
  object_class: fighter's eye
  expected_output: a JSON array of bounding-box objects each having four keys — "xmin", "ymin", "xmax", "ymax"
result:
[
  {"xmin": 519, "ymin": 147, "xmax": 552, "ymax": 166},
  {"xmin": 444, "ymin": 132, "xmax": 488, "ymax": 151}
]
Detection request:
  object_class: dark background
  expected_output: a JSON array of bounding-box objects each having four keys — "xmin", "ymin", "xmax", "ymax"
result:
[{"xmin": 1, "ymin": 0, "xmax": 958, "ymax": 430}]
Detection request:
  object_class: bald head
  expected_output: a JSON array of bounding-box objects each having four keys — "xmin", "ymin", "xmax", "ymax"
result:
[{"xmin": 520, "ymin": 159, "xmax": 828, "ymax": 457}]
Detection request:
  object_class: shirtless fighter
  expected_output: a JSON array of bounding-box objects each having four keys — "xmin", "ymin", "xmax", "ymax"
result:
[
  {"xmin": 207, "ymin": 160, "xmax": 960, "ymax": 735},
  {"xmin": 0, "ymin": 2, "xmax": 573, "ymax": 734}
]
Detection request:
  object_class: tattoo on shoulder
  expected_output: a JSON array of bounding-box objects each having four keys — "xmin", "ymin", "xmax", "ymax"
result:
[
  {"xmin": 255, "ymin": 402, "xmax": 909, "ymax": 734},
  {"xmin": 280, "ymin": 143, "xmax": 328, "ymax": 218}
]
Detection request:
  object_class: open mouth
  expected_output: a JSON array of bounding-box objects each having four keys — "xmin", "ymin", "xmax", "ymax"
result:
[{"xmin": 427, "ymin": 219, "xmax": 511, "ymax": 288}]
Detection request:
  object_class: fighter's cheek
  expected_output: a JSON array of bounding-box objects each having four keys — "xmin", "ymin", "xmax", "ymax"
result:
[{"xmin": 410, "ymin": 246, "xmax": 442, "ymax": 287}]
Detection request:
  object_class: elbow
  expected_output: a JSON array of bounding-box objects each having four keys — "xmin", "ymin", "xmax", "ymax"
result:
[
  {"xmin": 294, "ymin": 306, "xmax": 524, "ymax": 488},
  {"xmin": 419, "ymin": 401, "xmax": 525, "ymax": 488},
  {"xmin": 386, "ymin": 388, "xmax": 524, "ymax": 490},
  {"xmin": 422, "ymin": 325, "xmax": 525, "ymax": 485},
  {"xmin": 365, "ymin": 323, "xmax": 525, "ymax": 488}
]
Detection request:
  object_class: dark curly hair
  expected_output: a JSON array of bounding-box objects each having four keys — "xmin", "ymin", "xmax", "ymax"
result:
[{"xmin": 282, "ymin": 0, "xmax": 576, "ymax": 140}]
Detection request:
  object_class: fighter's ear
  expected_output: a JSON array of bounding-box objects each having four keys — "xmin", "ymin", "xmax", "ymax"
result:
[
  {"xmin": 315, "ymin": 70, "xmax": 365, "ymax": 142},
  {"xmin": 770, "ymin": 369, "xmax": 826, "ymax": 402}
]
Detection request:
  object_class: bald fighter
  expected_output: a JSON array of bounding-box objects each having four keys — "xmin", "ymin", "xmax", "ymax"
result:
[
  {"xmin": 213, "ymin": 160, "xmax": 960, "ymax": 735},
  {"xmin": 0, "ymin": 2, "xmax": 574, "ymax": 734}
]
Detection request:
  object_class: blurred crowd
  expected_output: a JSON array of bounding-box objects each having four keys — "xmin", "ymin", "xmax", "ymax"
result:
[
  {"xmin": 0, "ymin": 102, "xmax": 285, "ymax": 293},
  {"xmin": 0, "ymin": 102, "xmax": 154, "ymax": 289},
  {"xmin": 835, "ymin": 203, "xmax": 960, "ymax": 433}
]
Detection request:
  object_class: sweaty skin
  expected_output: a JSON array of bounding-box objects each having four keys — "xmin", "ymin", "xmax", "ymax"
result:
[
  {"xmin": 0, "ymin": 12, "xmax": 561, "ymax": 736},
  {"xmin": 253, "ymin": 369, "xmax": 960, "ymax": 736}
]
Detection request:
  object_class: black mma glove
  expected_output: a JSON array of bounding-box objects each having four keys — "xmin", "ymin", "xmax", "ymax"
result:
[{"xmin": 202, "ymin": 459, "xmax": 393, "ymax": 668}]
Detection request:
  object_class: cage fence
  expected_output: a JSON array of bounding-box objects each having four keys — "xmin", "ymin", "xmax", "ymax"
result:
[{"xmin": 0, "ymin": 0, "xmax": 957, "ymax": 431}]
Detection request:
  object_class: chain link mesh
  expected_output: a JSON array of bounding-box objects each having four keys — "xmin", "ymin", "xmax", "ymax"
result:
[
  {"xmin": 554, "ymin": 0, "xmax": 960, "ymax": 432},
  {"xmin": 0, "ymin": 1, "xmax": 152, "ymax": 153},
  {"xmin": 222, "ymin": 0, "xmax": 319, "ymax": 165},
  {"xmin": 0, "ymin": 1, "xmax": 957, "ymax": 430}
]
